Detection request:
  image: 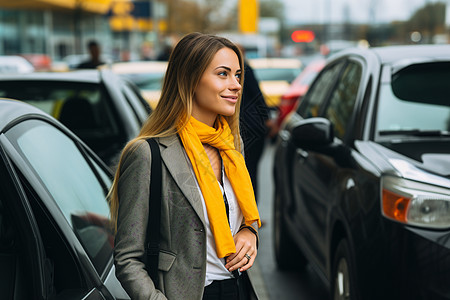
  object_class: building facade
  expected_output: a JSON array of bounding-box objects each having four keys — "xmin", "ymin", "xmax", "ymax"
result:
[{"xmin": 0, "ymin": 0, "xmax": 166, "ymax": 63}]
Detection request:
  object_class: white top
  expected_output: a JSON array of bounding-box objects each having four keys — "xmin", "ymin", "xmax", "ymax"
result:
[{"xmin": 183, "ymin": 151, "xmax": 243, "ymax": 286}]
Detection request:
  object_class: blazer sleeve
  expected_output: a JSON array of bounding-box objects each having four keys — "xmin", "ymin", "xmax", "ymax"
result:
[{"xmin": 113, "ymin": 140, "xmax": 167, "ymax": 300}]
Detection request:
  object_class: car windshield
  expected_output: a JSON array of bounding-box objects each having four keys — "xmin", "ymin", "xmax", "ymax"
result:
[{"xmin": 375, "ymin": 64, "xmax": 450, "ymax": 136}]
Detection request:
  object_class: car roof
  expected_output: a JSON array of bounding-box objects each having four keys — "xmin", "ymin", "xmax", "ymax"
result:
[
  {"xmin": 0, "ymin": 69, "xmax": 102, "ymax": 83},
  {"xmin": 0, "ymin": 98, "xmax": 49, "ymax": 132},
  {"xmin": 0, "ymin": 55, "xmax": 35, "ymax": 74},
  {"xmin": 102, "ymin": 61, "xmax": 168, "ymax": 74},
  {"xmin": 372, "ymin": 44, "xmax": 450, "ymax": 64},
  {"xmin": 334, "ymin": 44, "xmax": 450, "ymax": 65}
]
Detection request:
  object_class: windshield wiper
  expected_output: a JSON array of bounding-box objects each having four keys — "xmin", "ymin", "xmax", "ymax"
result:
[{"xmin": 379, "ymin": 129, "xmax": 450, "ymax": 137}]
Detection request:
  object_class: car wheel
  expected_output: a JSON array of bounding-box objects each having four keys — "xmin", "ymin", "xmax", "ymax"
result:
[
  {"xmin": 332, "ymin": 239, "xmax": 356, "ymax": 300},
  {"xmin": 273, "ymin": 193, "xmax": 307, "ymax": 270}
]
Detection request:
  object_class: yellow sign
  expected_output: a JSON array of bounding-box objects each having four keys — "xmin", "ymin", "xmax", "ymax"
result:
[
  {"xmin": 109, "ymin": 1, "xmax": 158, "ymax": 32},
  {"xmin": 0, "ymin": 0, "xmax": 113, "ymax": 14},
  {"xmin": 112, "ymin": 1, "xmax": 133, "ymax": 15},
  {"xmin": 239, "ymin": 0, "xmax": 259, "ymax": 34}
]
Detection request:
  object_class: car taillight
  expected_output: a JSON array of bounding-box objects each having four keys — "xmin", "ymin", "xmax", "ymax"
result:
[{"xmin": 381, "ymin": 176, "xmax": 450, "ymax": 228}]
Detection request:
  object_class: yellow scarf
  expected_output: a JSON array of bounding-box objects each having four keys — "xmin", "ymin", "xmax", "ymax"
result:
[{"xmin": 178, "ymin": 116, "xmax": 261, "ymax": 258}]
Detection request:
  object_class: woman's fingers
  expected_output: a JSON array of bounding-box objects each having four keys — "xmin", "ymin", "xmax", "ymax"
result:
[
  {"xmin": 225, "ymin": 229, "xmax": 257, "ymax": 272},
  {"xmin": 239, "ymin": 251, "xmax": 255, "ymax": 272},
  {"xmin": 225, "ymin": 248, "xmax": 255, "ymax": 272}
]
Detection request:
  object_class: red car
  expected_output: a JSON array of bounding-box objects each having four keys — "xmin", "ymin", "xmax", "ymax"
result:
[
  {"xmin": 19, "ymin": 54, "xmax": 52, "ymax": 71},
  {"xmin": 276, "ymin": 58, "xmax": 325, "ymax": 128}
]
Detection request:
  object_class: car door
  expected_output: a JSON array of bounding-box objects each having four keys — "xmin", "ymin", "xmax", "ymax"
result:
[
  {"xmin": 290, "ymin": 58, "xmax": 363, "ymax": 271},
  {"xmin": 1, "ymin": 117, "xmax": 129, "ymax": 299},
  {"xmin": 0, "ymin": 142, "xmax": 50, "ymax": 300}
]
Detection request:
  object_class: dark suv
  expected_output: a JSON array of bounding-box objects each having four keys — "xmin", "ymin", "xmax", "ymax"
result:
[{"xmin": 273, "ymin": 44, "xmax": 450, "ymax": 300}]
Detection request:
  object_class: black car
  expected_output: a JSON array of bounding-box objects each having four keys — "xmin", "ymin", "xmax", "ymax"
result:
[
  {"xmin": 273, "ymin": 44, "xmax": 450, "ymax": 300},
  {"xmin": 0, "ymin": 70, "xmax": 151, "ymax": 167},
  {"xmin": 0, "ymin": 99, "xmax": 129, "ymax": 299}
]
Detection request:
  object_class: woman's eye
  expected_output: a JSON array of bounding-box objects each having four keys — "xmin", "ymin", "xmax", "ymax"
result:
[
  {"xmin": 235, "ymin": 73, "xmax": 241, "ymax": 81},
  {"xmin": 218, "ymin": 71, "xmax": 227, "ymax": 76}
]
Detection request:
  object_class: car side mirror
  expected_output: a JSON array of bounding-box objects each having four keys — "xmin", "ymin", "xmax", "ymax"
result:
[{"xmin": 290, "ymin": 117, "xmax": 334, "ymax": 148}]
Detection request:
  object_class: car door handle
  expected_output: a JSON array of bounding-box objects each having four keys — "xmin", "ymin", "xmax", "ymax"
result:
[{"xmin": 296, "ymin": 149, "xmax": 308, "ymax": 160}]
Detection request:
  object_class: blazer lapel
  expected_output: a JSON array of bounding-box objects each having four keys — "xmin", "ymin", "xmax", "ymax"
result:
[{"xmin": 158, "ymin": 135, "xmax": 206, "ymax": 227}]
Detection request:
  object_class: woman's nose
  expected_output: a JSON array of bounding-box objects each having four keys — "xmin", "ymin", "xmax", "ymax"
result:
[{"xmin": 229, "ymin": 77, "xmax": 241, "ymax": 91}]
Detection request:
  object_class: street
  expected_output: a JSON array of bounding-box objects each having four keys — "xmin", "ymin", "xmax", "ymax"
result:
[{"xmin": 250, "ymin": 139, "xmax": 329, "ymax": 300}]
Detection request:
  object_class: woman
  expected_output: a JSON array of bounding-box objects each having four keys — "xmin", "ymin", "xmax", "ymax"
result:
[{"xmin": 109, "ymin": 32, "xmax": 261, "ymax": 300}]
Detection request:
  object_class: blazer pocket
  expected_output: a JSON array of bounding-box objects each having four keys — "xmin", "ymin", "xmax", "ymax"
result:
[{"xmin": 158, "ymin": 250, "xmax": 176, "ymax": 272}]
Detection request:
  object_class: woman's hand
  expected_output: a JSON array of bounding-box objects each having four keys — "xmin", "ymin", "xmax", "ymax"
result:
[{"xmin": 225, "ymin": 228, "xmax": 257, "ymax": 272}]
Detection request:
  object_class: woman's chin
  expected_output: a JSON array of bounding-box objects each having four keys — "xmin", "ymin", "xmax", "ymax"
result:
[{"xmin": 220, "ymin": 107, "xmax": 236, "ymax": 117}]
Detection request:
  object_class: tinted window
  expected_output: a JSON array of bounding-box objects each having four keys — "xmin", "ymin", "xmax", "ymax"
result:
[
  {"xmin": 299, "ymin": 61, "xmax": 345, "ymax": 118},
  {"xmin": 391, "ymin": 62, "xmax": 450, "ymax": 106},
  {"xmin": 325, "ymin": 61, "xmax": 362, "ymax": 139},
  {"xmin": 0, "ymin": 81, "xmax": 123, "ymax": 165},
  {"xmin": 6, "ymin": 120, "xmax": 113, "ymax": 274},
  {"xmin": 0, "ymin": 81, "xmax": 116, "ymax": 132}
]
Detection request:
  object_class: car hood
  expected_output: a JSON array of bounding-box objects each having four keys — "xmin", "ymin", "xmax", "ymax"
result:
[{"xmin": 355, "ymin": 141, "xmax": 450, "ymax": 188}]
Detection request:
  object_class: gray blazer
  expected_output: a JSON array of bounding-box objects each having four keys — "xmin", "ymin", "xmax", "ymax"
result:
[{"xmin": 114, "ymin": 134, "xmax": 257, "ymax": 300}]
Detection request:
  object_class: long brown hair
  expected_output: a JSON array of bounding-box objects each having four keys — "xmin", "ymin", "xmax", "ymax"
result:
[{"xmin": 108, "ymin": 32, "xmax": 245, "ymax": 232}]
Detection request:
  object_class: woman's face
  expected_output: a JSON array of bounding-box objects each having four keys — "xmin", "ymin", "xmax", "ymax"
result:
[{"xmin": 192, "ymin": 47, "xmax": 242, "ymax": 126}]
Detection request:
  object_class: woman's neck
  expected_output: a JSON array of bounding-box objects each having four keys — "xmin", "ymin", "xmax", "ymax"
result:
[
  {"xmin": 191, "ymin": 112, "xmax": 218, "ymax": 127},
  {"xmin": 202, "ymin": 143, "xmax": 222, "ymax": 184}
]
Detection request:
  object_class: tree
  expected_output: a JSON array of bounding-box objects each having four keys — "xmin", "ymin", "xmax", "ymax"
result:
[
  {"xmin": 407, "ymin": 2, "xmax": 446, "ymax": 43},
  {"xmin": 165, "ymin": 0, "xmax": 232, "ymax": 34},
  {"xmin": 260, "ymin": 0, "xmax": 284, "ymax": 19}
]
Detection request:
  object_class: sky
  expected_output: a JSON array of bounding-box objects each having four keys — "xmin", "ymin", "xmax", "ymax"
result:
[{"xmin": 282, "ymin": 0, "xmax": 446, "ymax": 24}]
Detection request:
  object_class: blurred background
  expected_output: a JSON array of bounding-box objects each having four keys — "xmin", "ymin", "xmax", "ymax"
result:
[
  {"xmin": 0, "ymin": 0, "xmax": 449, "ymax": 70},
  {"xmin": 1, "ymin": 2, "xmax": 449, "ymax": 300}
]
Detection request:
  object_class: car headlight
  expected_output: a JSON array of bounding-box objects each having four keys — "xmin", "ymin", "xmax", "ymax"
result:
[{"xmin": 381, "ymin": 176, "xmax": 450, "ymax": 229}]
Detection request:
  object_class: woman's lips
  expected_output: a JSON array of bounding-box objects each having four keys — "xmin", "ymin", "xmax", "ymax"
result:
[{"xmin": 222, "ymin": 95, "xmax": 238, "ymax": 103}]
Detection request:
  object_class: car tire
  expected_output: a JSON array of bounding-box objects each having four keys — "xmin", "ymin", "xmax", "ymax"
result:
[
  {"xmin": 273, "ymin": 193, "xmax": 307, "ymax": 270},
  {"xmin": 331, "ymin": 239, "xmax": 357, "ymax": 300}
]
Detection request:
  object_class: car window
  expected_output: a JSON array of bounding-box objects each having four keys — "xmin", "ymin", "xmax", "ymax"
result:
[
  {"xmin": 377, "ymin": 86, "xmax": 450, "ymax": 133},
  {"xmin": 325, "ymin": 61, "xmax": 362, "ymax": 139},
  {"xmin": 1, "ymin": 143, "xmax": 90, "ymax": 298},
  {"xmin": 298, "ymin": 60, "xmax": 345, "ymax": 118},
  {"xmin": 0, "ymin": 81, "xmax": 122, "ymax": 164},
  {"xmin": 376, "ymin": 64, "xmax": 450, "ymax": 134},
  {"xmin": 6, "ymin": 120, "xmax": 113, "ymax": 274}
]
